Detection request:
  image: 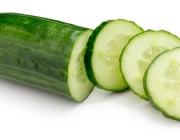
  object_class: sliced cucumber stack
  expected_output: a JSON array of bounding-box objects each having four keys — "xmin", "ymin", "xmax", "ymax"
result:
[
  {"xmin": 85, "ymin": 19, "xmax": 143, "ymax": 91},
  {"xmin": 144, "ymin": 47, "xmax": 180, "ymax": 120},
  {"xmin": 120, "ymin": 30, "xmax": 180, "ymax": 100}
]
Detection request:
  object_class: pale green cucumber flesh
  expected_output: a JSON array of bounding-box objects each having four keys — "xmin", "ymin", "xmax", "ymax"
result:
[
  {"xmin": 120, "ymin": 30, "xmax": 180, "ymax": 100},
  {"xmin": 85, "ymin": 19, "xmax": 143, "ymax": 91},
  {"xmin": 144, "ymin": 47, "xmax": 180, "ymax": 120},
  {"xmin": 68, "ymin": 30, "xmax": 94, "ymax": 101}
]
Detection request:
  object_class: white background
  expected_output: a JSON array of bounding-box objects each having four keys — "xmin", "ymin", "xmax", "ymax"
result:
[{"xmin": 0, "ymin": 0, "xmax": 180, "ymax": 140}]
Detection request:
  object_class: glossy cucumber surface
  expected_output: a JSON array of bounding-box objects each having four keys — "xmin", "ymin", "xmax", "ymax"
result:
[{"xmin": 0, "ymin": 13, "xmax": 93, "ymax": 102}]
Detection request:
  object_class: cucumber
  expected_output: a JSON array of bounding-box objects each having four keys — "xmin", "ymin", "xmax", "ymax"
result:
[
  {"xmin": 84, "ymin": 19, "xmax": 143, "ymax": 91},
  {"xmin": 144, "ymin": 47, "xmax": 180, "ymax": 120},
  {"xmin": 0, "ymin": 13, "xmax": 94, "ymax": 102},
  {"xmin": 120, "ymin": 30, "xmax": 180, "ymax": 100}
]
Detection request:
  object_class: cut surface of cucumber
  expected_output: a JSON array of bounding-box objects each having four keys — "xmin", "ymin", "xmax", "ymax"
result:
[
  {"xmin": 0, "ymin": 13, "xmax": 94, "ymax": 102},
  {"xmin": 120, "ymin": 30, "xmax": 180, "ymax": 99},
  {"xmin": 68, "ymin": 30, "xmax": 94, "ymax": 101},
  {"xmin": 85, "ymin": 19, "xmax": 143, "ymax": 91},
  {"xmin": 144, "ymin": 47, "xmax": 180, "ymax": 120}
]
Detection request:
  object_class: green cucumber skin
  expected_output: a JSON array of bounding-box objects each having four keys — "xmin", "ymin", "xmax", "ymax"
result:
[
  {"xmin": 0, "ymin": 13, "xmax": 90, "ymax": 101},
  {"xmin": 144, "ymin": 49, "xmax": 180, "ymax": 121},
  {"xmin": 84, "ymin": 20, "xmax": 111, "ymax": 88}
]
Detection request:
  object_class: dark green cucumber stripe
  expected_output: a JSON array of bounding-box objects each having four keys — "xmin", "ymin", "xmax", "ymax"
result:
[
  {"xmin": 0, "ymin": 64, "xmax": 68, "ymax": 89},
  {"xmin": 0, "ymin": 42, "xmax": 69, "ymax": 83},
  {"xmin": 84, "ymin": 20, "xmax": 111, "ymax": 86},
  {"xmin": 0, "ymin": 13, "xmax": 91, "ymax": 101},
  {"xmin": 0, "ymin": 69, "xmax": 71, "ymax": 98},
  {"xmin": 0, "ymin": 69, "xmax": 69, "ymax": 96}
]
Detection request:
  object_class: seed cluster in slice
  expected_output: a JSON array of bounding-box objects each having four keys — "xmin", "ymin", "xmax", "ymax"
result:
[
  {"xmin": 75, "ymin": 48, "xmax": 87, "ymax": 83},
  {"xmin": 85, "ymin": 19, "xmax": 143, "ymax": 91},
  {"xmin": 120, "ymin": 30, "xmax": 180, "ymax": 100},
  {"xmin": 144, "ymin": 47, "xmax": 180, "ymax": 120},
  {"xmin": 103, "ymin": 35, "xmax": 131, "ymax": 73}
]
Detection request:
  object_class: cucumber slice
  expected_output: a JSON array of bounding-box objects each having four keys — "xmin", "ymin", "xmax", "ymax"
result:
[
  {"xmin": 85, "ymin": 19, "xmax": 143, "ymax": 91},
  {"xmin": 144, "ymin": 47, "xmax": 180, "ymax": 120},
  {"xmin": 120, "ymin": 30, "xmax": 180, "ymax": 100}
]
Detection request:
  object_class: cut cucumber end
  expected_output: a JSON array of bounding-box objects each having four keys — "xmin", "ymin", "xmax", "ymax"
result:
[
  {"xmin": 68, "ymin": 30, "xmax": 94, "ymax": 102},
  {"xmin": 121, "ymin": 30, "xmax": 180, "ymax": 100},
  {"xmin": 145, "ymin": 47, "xmax": 180, "ymax": 120},
  {"xmin": 86, "ymin": 19, "xmax": 143, "ymax": 91}
]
